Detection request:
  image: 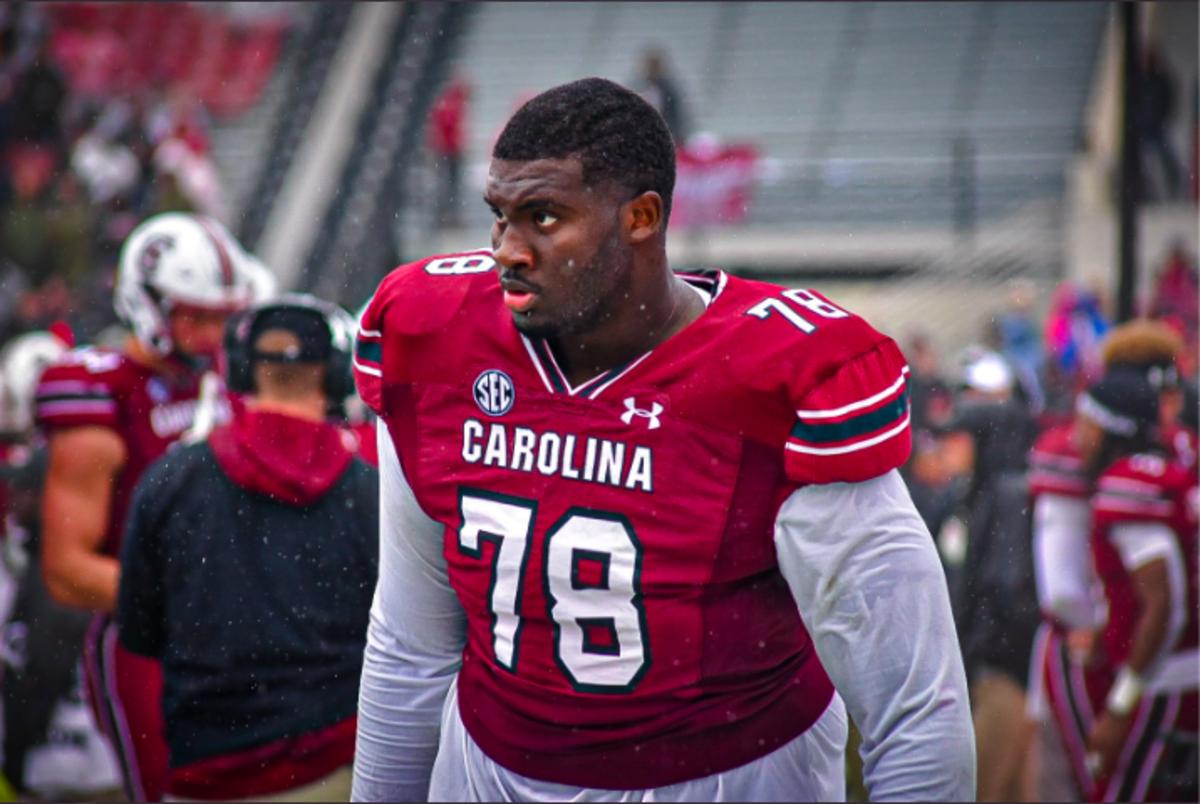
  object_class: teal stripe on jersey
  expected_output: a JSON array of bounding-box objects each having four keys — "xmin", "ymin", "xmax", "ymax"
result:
[
  {"xmin": 790, "ymin": 387, "xmax": 909, "ymax": 445},
  {"xmin": 356, "ymin": 340, "xmax": 382, "ymax": 364}
]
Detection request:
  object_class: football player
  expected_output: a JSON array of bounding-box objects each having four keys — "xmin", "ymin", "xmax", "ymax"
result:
[
  {"xmin": 1029, "ymin": 318, "xmax": 1198, "ymax": 799},
  {"xmin": 1028, "ymin": 398, "xmax": 1110, "ymax": 799},
  {"xmin": 1074, "ymin": 369, "xmax": 1197, "ymax": 802},
  {"xmin": 35, "ymin": 212, "xmax": 269, "ymax": 802},
  {"xmin": 351, "ymin": 78, "xmax": 974, "ymax": 801}
]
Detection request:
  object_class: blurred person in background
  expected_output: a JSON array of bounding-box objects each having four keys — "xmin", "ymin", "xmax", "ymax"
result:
[
  {"xmin": 1140, "ymin": 48, "xmax": 1184, "ymax": 201},
  {"xmin": 1072, "ymin": 369, "xmax": 1197, "ymax": 802},
  {"xmin": 1148, "ymin": 241, "xmax": 1198, "ymax": 348},
  {"xmin": 938, "ymin": 347, "xmax": 1040, "ymax": 801},
  {"xmin": 428, "ymin": 74, "xmax": 470, "ymax": 230},
  {"xmin": 7, "ymin": 30, "xmax": 66, "ymax": 149},
  {"xmin": 905, "ymin": 328, "xmax": 954, "ymax": 433},
  {"xmin": 635, "ymin": 47, "xmax": 690, "ymax": 142},
  {"xmin": 1028, "ymin": 318, "xmax": 1199, "ymax": 801},
  {"xmin": 995, "ymin": 280, "xmax": 1047, "ymax": 416},
  {"xmin": 1, "ymin": 450, "xmax": 122, "ymax": 801},
  {"xmin": 35, "ymin": 212, "xmax": 268, "ymax": 802},
  {"xmin": 0, "ymin": 329, "xmax": 121, "ymax": 800},
  {"xmin": 0, "ymin": 328, "xmax": 69, "ymax": 514},
  {"xmin": 900, "ymin": 330, "xmax": 960, "ymax": 552},
  {"xmin": 118, "ymin": 295, "xmax": 377, "ymax": 802},
  {"xmin": 0, "ymin": 139, "xmax": 57, "ymax": 289},
  {"xmin": 69, "ymin": 102, "xmax": 141, "ymax": 209},
  {"xmin": 1027, "ymin": 382, "xmax": 1105, "ymax": 803},
  {"xmin": 1043, "ymin": 283, "xmax": 1111, "ymax": 423}
]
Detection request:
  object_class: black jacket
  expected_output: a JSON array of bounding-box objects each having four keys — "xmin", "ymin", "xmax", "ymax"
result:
[{"xmin": 116, "ymin": 410, "xmax": 378, "ymax": 767}]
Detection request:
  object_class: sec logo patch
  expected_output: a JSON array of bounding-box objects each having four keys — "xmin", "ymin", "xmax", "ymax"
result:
[{"xmin": 473, "ymin": 369, "xmax": 514, "ymax": 417}]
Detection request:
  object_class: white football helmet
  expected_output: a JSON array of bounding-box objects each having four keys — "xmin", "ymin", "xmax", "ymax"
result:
[
  {"xmin": 0, "ymin": 331, "xmax": 70, "ymax": 437},
  {"xmin": 114, "ymin": 212, "xmax": 273, "ymax": 358}
]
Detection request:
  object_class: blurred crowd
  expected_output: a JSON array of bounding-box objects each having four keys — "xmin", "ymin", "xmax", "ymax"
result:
[
  {"xmin": 901, "ymin": 242, "xmax": 1199, "ymax": 802},
  {"xmin": 0, "ymin": 2, "xmax": 268, "ymax": 352}
]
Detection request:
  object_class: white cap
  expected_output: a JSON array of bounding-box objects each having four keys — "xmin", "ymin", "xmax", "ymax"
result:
[{"xmin": 962, "ymin": 352, "xmax": 1014, "ymax": 394}]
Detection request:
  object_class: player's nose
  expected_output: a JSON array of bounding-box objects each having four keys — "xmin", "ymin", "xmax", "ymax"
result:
[{"xmin": 492, "ymin": 225, "xmax": 533, "ymax": 272}]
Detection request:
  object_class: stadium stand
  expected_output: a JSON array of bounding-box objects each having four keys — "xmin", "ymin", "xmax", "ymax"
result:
[
  {"xmin": 234, "ymin": 3, "xmax": 354, "ymax": 251},
  {"xmin": 301, "ymin": 2, "xmax": 471, "ymax": 307},
  {"xmin": 45, "ymin": 3, "xmax": 290, "ymax": 119},
  {"xmin": 377, "ymin": 1, "xmax": 1111, "ymax": 353},
  {"xmin": 444, "ymin": 2, "xmax": 1106, "ymax": 231}
]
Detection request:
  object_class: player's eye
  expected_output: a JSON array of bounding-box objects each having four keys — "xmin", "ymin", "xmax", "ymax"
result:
[
  {"xmin": 533, "ymin": 210, "xmax": 558, "ymax": 228},
  {"xmin": 488, "ymin": 204, "xmax": 505, "ymax": 223}
]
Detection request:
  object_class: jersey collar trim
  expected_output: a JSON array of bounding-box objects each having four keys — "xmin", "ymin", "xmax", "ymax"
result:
[
  {"xmin": 518, "ymin": 270, "xmax": 725, "ymax": 400},
  {"xmin": 521, "ymin": 335, "xmax": 654, "ymax": 400}
]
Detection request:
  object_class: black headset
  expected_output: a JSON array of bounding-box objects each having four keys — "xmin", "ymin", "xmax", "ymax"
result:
[{"xmin": 223, "ymin": 293, "xmax": 357, "ymax": 410}]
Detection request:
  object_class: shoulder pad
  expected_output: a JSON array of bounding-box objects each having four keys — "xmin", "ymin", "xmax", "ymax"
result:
[
  {"xmin": 1093, "ymin": 453, "xmax": 1182, "ymax": 524},
  {"xmin": 369, "ymin": 250, "xmax": 495, "ymax": 336},
  {"xmin": 35, "ymin": 348, "xmax": 131, "ymax": 432},
  {"xmin": 1029, "ymin": 424, "xmax": 1088, "ymax": 499},
  {"xmin": 354, "ymin": 250, "xmax": 495, "ymax": 414}
]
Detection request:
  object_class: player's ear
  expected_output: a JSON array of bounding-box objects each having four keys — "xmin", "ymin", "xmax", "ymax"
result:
[{"xmin": 625, "ymin": 191, "xmax": 663, "ymax": 244}]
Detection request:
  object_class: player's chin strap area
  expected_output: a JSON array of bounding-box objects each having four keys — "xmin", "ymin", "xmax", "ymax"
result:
[
  {"xmin": 180, "ymin": 371, "xmax": 223, "ymax": 446},
  {"xmin": 165, "ymin": 347, "xmax": 214, "ymax": 375}
]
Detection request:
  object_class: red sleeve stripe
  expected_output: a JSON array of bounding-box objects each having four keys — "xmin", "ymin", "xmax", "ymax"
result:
[
  {"xmin": 1030, "ymin": 451, "xmax": 1084, "ymax": 471},
  {"xmin": 37, "ymin": 399, "xmax": 117, "ymax": 417},
  {"xmin": 1093, "ymin": 494, "xmax": 1173, "ymax": 517},
  {"xmin": 35, "ymin": 379, "xmax": 115, "ymax": 398},
  {"xmin": 795, "ymin": 365, "xmax": 909, "ymax": 421},
  {"xmin": 1028, "ymin": 470, "xmax": 1090, "ymax": 497},
  {"xmin": 1098, "ymin": 476, "xmax": 1167, "ymax": 496}
]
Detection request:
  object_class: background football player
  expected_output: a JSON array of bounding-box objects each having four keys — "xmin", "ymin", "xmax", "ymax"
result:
[
  {"xmin": 1074, "ymin": 369, "xmax": 1197, "ymax": 802},
  {"xmin": 35, "ymin": 211, "xmax": 271, "ymax": 802}
]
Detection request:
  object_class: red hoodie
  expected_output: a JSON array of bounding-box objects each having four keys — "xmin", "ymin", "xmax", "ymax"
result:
[{"xmin": 208, "ymin": 407, "xmax": 355, "ymax": 505}]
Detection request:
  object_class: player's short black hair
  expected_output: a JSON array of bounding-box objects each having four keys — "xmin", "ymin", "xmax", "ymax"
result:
[{"xmin": 493, "ymin": 77, "xmax": 676, "ymax": 222}]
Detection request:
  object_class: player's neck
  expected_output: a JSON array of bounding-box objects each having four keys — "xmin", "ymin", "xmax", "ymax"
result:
[
  {"xmin": 126, "ymin": 336, "xmax": 181, "ymax": 378},
  {"xmin": 551, "ymin": 273, "xmax": 704, "ymax": 386}
]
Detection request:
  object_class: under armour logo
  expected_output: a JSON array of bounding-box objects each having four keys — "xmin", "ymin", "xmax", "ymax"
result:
[{"xmin": 621, "ymin": 397, "xmax": 663, "ymax": 430}]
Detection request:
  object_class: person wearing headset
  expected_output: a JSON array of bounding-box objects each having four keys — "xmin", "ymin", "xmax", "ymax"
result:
[
  {"xmin": 115, "ymin": 294, "xmax": 378, "ymax": 802},
  {"xmin": 35, "ymin": 212, "xmax": 271, "ymax": 802}
]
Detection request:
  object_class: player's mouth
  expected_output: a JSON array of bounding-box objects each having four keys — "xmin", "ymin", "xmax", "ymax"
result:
[{"xmin": 500, "ymin": 277, "xmax": 540, "ymax": 313}]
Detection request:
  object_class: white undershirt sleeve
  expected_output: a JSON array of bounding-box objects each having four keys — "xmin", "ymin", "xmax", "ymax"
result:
[
  {"xmin": 1108, "ymin": 521, "xmax": 1186, "ymax": 667},
  {"xmin": 774, "ymin": 470, "xmax": 975, "ymax": 802},
  {"xmin": 351, "ymin": 426, "xmax": 467, "ymax": 802},
  {"xmin": 1109, "ymin": 521, "xmax": 1178, "ymax": 571},
  {"xmin": 1032, "ymin": 493, "xmax": 1101, "ymax": 629}
]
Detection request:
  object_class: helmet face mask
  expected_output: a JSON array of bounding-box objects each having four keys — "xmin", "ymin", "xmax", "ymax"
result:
[{"xmin": 115, "ymin": 213, "xmax": 269, "ymax": 363}]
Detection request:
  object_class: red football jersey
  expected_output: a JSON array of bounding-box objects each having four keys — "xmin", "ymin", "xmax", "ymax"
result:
[
  {"xmin": 356, "ymin": 254, "xmax": 912, "ymax": 789},
  {"xmin": 34, "ymin": 347, "xmax": 226, "ymax": 556},
  {"xmin": 1090, "ymin": 453, "xmax": 1198, "ymax": 669},
  {"xmin": 1028, "ymin": 423, "xmax": 1089, "ymax": 501}
]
